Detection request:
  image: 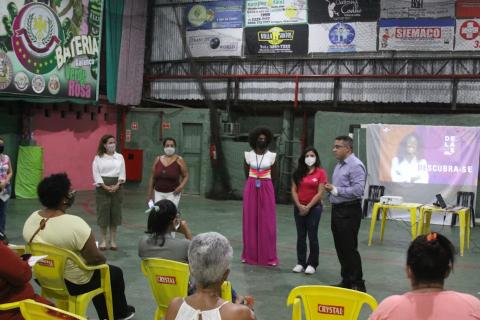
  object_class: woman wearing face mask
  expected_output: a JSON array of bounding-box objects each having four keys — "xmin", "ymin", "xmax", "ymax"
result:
[
  {"xmin": 291, "ymin": 147, "xmax": 328, "ymax": 275},
  {"xmin": 242, "ymin": 127, "xmax": 279, "ymax": 266},
  {"xmin": 0, "ymin": 137, "xmax": 13, "ymax": 235},
  {"xmin": 147, "ymin": 137, "xmax": 189, "ymax": 207},
  {"xmin": 92, "ymin": 134, "xmax": 126, "ymax": 250},
  {"xmin": 23, "ymin": 173, "xmax": 135, "ymax": 320}
]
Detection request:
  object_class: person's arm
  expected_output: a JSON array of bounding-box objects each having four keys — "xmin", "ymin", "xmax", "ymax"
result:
[
  {"xmin": 92, "ymin": 156, "xmax": 111, "ymax": 192},
  {"xmin": 305, "ymin": 183, "xmax": 325, "ymax": 210},
  {"xmin": 291, "ymin": 181, "xmax": 307, "ymax": 215},
  {"xmin": 390, "ymin": 157, "xmax": 404, "ymax": 182},
  {"xmin": 335, "ymin": 163, "xmax": 366, "ymax": 198},
  {"xmin": 0, "ymin": 244, "xmax": 31, "ymax": 286},
  {"xmin": 244, "ymin": 160, "xmax": 250, "ymax": 178},
  {"xmin": 165, "ymin": 297, "xmax": 183, "ymax": 320},
  {"xmin": 177, "ymin": 220, "xmax": 192, "ymax": 240},
  {"xmin": 0, "ymin": 157, "xmax": 12, "ymax": 190},
  {"xmin": 80, "ymin": 232, "xmax": 106, "ymax": 265},
  {"xmin": 147, "ymin": 156, "xmax": 160, "ymax": 200},
  {"xmin": 118, "ymin": 154, "xmax": 126, "ymax": 184},
  {"xmin": 174, "ymin": 157, "xmax": 189, "ymax": 195}
]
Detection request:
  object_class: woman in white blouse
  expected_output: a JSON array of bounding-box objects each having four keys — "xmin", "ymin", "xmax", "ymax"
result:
[{"xmin": 92, "ymin": 135, "xmax": 126, "ymax": 250}]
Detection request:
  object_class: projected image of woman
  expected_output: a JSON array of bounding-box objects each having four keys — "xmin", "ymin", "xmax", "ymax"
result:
[{"xmin": 391, "ymin": 133, "xmax": 429, "ymax": 184}]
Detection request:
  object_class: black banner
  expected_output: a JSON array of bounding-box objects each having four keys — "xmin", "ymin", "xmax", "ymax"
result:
[
  {"xmin": 309, "ymin": 0, "xmax": 380, "ymax": 23},
  {"xmin": 245, "ymin": 24, "xmax": 308, "ymax": 55}
]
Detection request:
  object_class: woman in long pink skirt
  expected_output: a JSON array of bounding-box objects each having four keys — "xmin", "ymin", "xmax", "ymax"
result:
[{"xmin": 242, "ymin": 127, "xmax": 279, "ymax": 266}]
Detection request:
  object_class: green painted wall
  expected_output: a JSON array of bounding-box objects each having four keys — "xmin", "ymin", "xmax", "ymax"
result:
[
  {"xmin": 314, "ymin": 111, "xmax": 480, "ymax": 212},
  {"xmin": 124, "ymin": 108, "xmax": 211, "ymax": 195}
]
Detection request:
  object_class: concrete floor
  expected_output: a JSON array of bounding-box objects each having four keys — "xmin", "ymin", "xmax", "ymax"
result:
[{"xmin": 4, "ymin": 187, "xmax": 480, "ymax": 319}]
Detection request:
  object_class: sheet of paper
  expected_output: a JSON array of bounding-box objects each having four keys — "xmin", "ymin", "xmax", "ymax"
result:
[{"xmin": 28, "ymin": 255, "xmax": 48, "ymax": 267}]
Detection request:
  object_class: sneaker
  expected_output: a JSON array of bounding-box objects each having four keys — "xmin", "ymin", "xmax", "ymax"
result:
[
  {"xmin": 292, "ymin": 264, "xmax": 304, "ymax": 273},
  {"xmin": 304, "ymin": 265, "xmax": 316, "ymax": 275},
  {"xmin": 118, "ymin": 305, "xmax": 135, "ymax": 320}
]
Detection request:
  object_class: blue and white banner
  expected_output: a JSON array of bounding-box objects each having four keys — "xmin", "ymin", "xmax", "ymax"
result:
[
  {"xmin": 185, "ymin": 1, "xmax": 243, "ymax": 31},
  {"xmin": 380, "ymin": 0, "xmax": 454, "ymax": 19},
  {"xmin": 309, "ymin": 22, "xmax": 377, "ymax": 53},
  {"xmin": 455, "ymin": 19, "xmax": 480, "ymax": 51},
  {"xmin": 245, "ymin": 0, "xmax": 307, "ymax": 26},
  {"xmin": 379, "ymin": 19, "xmax": 454, "ymax": 51},
  {"xmin": 186, "ymin": 28, "xmax": 243, "ymax": 57}
]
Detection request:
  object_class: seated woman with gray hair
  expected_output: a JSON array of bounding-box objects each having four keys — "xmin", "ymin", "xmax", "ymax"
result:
[{"xmin": 165, "ymin": 232, "xmax": 255, "ymax": 320}]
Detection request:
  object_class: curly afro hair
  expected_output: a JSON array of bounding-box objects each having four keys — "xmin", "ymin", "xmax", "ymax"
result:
[
  {"xmin": 37, "ymin": 173, "xmax": 71, "ymax": 209},
  {"xmin": 248, "ymin": 127, "xmax": 273, "ymax": 149}
]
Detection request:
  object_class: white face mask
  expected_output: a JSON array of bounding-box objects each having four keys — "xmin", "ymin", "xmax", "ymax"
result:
[
  {"xmin": 106, "ymin": 144, "xmax": 116, "ymax": 153},
  {"xmin": 305, "ymin": 156, "xmax": 316, "ymax": 167},
  {"xmin": 164, "ymin": 147, "xmax": 175, "ymax": 156}
]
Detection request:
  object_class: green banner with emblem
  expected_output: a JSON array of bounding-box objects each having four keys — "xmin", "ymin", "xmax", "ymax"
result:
[{"xmin": 0, "ymin": 0, "xmax": 103, "ymax": 103}]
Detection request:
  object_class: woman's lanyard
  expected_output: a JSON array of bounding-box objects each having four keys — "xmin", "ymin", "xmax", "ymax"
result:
[{"xmin": 255, "ymin": 153, "xmax": 265, "ymax": 188}]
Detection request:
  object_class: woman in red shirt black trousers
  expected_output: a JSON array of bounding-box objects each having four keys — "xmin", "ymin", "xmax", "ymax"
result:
[{"xmin": 291, "ymin": 147, "xmax": 328, "ymax": 275}]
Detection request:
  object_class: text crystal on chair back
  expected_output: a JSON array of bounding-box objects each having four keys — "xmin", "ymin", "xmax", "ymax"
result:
[
  {"xmin": 286, "ymin": 285, "xmax": 378, "ymax": 320},
  {"xmin": 26, "ymin": 243, "xmax": 114, "ymax": 320}
]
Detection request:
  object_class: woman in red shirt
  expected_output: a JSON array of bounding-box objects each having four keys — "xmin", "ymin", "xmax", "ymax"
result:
[
  {"xmin": 291, "ymin": 147, "xmax": 328, "ymax": 275},
  {"xmin": 0, "ymin": 235, "xmax": 52, "ymax": 320}
]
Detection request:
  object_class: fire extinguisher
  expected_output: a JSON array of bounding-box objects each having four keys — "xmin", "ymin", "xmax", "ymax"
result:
[{"xmin": 209, "ymin": 144, "xmax": 217, "ymax": 161}]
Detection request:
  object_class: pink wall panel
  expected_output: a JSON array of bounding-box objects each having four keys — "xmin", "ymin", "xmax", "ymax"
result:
[{"xmin": 32, "ymin": 105, "xmax": 118, "ymax": 191}]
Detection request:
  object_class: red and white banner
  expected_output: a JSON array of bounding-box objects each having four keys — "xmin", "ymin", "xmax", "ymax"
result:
[
  {"xmin": 456, "ymin": 0, "xmax": 480, "ymax": 18},
  {"xmin": 379, "ymin": 19, "xmax": 454, "ymax": 51},
  {"xmin": 455, "ymin": 19, "xmax": 480, "ymax": 51}
]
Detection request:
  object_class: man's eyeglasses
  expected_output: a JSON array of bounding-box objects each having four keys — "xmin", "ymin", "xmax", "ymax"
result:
[{"xmin": 333, "ymin": 145, "xmax": 348, "ymax": 149}]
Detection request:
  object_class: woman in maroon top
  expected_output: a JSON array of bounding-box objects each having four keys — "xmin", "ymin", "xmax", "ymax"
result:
[
  {"xmin": 0, "ymin": 234, "xmax": 52, "ymax": 320},
  {"xmin": 147, "ymin": 138, "xmax": 189, "ymax": 208},
  {"xmin": 291, "ymin": 147, "xmax": 328, "ymax": 275}
]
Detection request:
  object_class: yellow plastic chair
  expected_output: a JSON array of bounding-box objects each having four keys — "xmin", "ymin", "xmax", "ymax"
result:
[
  {"xmin": 26, "ymin": 243, "xmax": 114, "ymax": 320},
  {"xmin": 7, "ymin": 244, "xmax": 25, "ymax": 256},
  {"xmin": 141, "ymin": 258, "xmax": 234, "ymax": 319},
  {"xmin": 286, "ymin": 285, "xmax": 378, "ymax": 320},
  {"xmin": 0, "ymin": 299, "xmax": 86, "ymax": 319},
  {"xmin": 141, "ymin": 258, "xmax": 190, "ymax": 320}
]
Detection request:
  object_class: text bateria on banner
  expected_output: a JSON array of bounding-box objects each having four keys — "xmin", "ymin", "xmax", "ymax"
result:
[
  {"xmin": 245, "ymin": 24, "xmax": 308, "ymax": 54},
  {"xmin": 456, "ymin": 0, "xmax": 480, "ymax": 18},
  {"xmin": 245, "ymin": 0, "xmax": 307, "ymax": 26},
  {"xmin": 308, "ymin": 0, "xmax": 380, "ymax": 23},
  {"xmin": 380, "ymin": 0, "xmax": 454, "ymax": 19},
  {"xmin": 379, "ymin": 18, "xmax": 454, "ymax": 51},
  {"xmin": 185, "ymin": 1, "xmax": 243, "ymax": 57},
  {"xmin": 0, "ymin": 1, "xmax": 103, "ymax": 102},
  {"xmin": 455, "ymin": 19, "xmax": 480, "ymax": 51},
  {"xmin": 309, "ymin": 22, "xmax": 377, "ymax": 53}
]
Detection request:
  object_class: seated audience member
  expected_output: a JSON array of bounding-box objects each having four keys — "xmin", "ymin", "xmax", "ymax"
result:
[
  {"xmin": 22, "ymin": 173, "xmax": 135, "ymax": 320},
  {"xmin": 138, "ymin": 199, "xmax": 192, "ymax": 261},
  {"xmin": 0, "ymin": 231, "xmax": 53, "ymax": 320},
  {"xmin": 165, "ymin": 232, "xmax": 255, "ymax": 320},
  {"xmin": 370, "ymin": 232, "xmax": 480, "ymax": 320}
]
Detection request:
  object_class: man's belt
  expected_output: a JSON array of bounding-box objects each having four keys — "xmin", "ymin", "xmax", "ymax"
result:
[{"xmin": 332, "ymin": 199, "xmax": 361, "ymax": 208}]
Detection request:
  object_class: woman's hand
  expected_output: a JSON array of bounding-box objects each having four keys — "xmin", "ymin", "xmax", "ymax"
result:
[
  {"xmin": 298, "ymin": 204, "xmax": 309, "ymax": 216},
  {"xmin": 173, "ymin": 187, "xmax": 183, "ymax": 195}
]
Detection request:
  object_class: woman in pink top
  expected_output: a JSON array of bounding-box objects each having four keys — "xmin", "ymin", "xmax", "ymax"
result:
[
  {"xmin": 370, "ymin": 232, "xmax": 480, "ymax": 320},
  {"xmin": 291, "ymin": 147, "xmax": 328, "ymax": 275}
]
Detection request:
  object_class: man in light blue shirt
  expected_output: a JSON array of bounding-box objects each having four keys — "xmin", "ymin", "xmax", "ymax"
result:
[{"xmin": 325, "ymin": 135, "xmax": 366, "ymax": 292}]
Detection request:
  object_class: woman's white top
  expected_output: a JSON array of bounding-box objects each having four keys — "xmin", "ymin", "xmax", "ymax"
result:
[
  {"xmin": 175, "ymin": 300, "xmax": 229, "ymax": 320},
  {"xmin": 391, "ymin": 156, "xmax": 429, "ymax": 184},
  {"xmin": 245, "ymin": 150, "xmax": 276, "ymax": 179},
  {"xmin": 92, "ymin": 152, "xmax": 126, "ymax": 185}
]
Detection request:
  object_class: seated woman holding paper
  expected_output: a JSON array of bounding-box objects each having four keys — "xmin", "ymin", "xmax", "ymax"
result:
[
  {"xmin": 22, "ymin": 173, "xmax": 135, "ymax": 320},
  {"xmin": 0, "ymin": 232, "xmax": 53, "ymax": 320}
]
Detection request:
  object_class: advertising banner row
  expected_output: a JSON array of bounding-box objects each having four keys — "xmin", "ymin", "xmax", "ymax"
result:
[
  {"xmin": 0, "ymin": 0, "xmax": 103, "ymax": 103},
  {"xmin": 186, "ymin": 19, "xmax": 480, "ymax": 56},
  {"xmin": 185, "ymin": 0, "xmax": 480, "ymax": 30}
]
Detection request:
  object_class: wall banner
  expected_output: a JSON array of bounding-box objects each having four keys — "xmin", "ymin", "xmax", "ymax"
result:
[
  {"xmin": 309, "ymin": 0, "xmax": 380, "ymax": 23},
  {"xmin": 187, "ymin": 28, "xmax": 243, "ymax": 57},
  {"xmin": 309, "ymin": 22, "xmax": 377, "ymax": 53},
  {"xmin": 456, "ymin": 0, "xmax": 480, "ymax": 18},
  {"xmin": 245, "ymin": 24, "xmax": 308, "ymax": 54},
  {"xmin": 379, "ymin": 18, "xmax": 454, "ymax": 51},
  {"xmin": 380, "ymin": 0, "xmax": 454, "ymax": 19},
  {"xmin": 185, "ymin": 1, "xmax": 243, "ymax": 31},
  {"xmin": 0, "ymin": 0, "xmax": 103, "ymax": 102},
  {"xmin": 455, "ymin": 19, "xmax": 480, "ymax": 51},
  {"xmin": 245, "ymin": 0, "xmax": 307, "ymax": 27}
]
